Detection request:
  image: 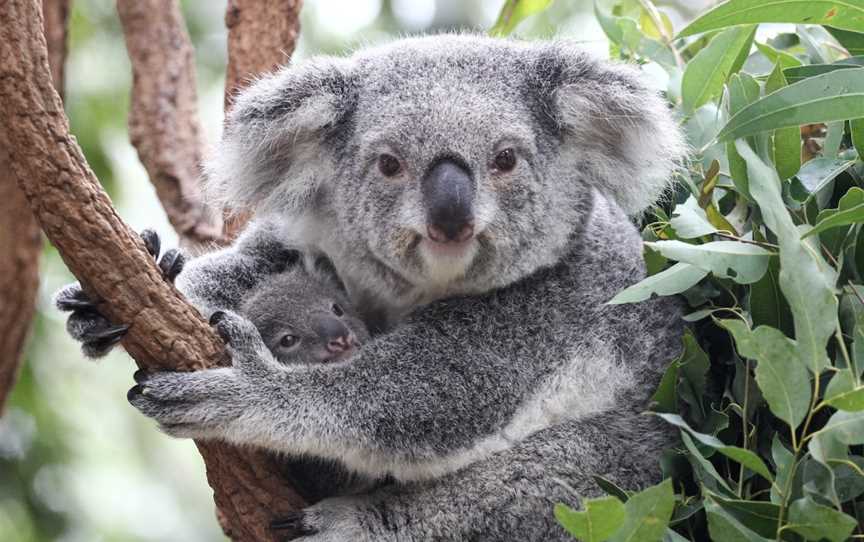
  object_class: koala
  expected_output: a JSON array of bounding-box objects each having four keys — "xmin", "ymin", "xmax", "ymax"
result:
[
  {"xmin": 57, "ymin": 35, "xmax": 687, "ymax": 541},
  {"xmin": 240, "ymin": 258, "xmax": 369, "ymax": 366}
]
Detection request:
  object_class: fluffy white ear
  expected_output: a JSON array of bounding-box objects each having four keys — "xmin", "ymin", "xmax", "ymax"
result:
[
  {"xmin": 538, "ymin": 43, "xmax": 686, "ymax": 215},
  {"xmin": 204, "ymin": 57, "xmax": 356, "ymax": 214}
]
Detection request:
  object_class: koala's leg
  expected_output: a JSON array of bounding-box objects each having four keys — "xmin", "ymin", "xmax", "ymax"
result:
[{"xmin": 282, "ymin": 413, "xmax": 674, "ymax": 542}]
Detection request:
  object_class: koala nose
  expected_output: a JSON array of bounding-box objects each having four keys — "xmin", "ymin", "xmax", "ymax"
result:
[
  {"xmin": 313, "ymin": 315, "xmax": 354, "ymax": 353},
  {"xmin": 422, "ymin": 159, "xmax": 475, "ymax": 243}
]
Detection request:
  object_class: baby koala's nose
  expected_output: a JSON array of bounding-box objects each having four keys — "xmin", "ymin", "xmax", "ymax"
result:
[{"xmin": 313, "ymin": 315, "xmax": 355, "ymax": 353}]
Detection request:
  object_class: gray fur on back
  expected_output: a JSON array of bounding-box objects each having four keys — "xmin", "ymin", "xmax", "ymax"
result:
[{"xmin": 128, "ymin": 34, "xmax": 687, "ymax": 541}]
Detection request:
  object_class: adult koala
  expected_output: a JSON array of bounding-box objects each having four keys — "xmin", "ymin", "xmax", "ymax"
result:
[{"xmin": 57, "ymin": 36, "xmax": 686, "ymax": 541}]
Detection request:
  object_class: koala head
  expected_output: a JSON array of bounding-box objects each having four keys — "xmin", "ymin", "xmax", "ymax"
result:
[
  {"xmin": 240, "ymin": 256, "xmax": 369, "ymax": 364},
  {"xmin": 207, "ymin": 35, "xmax": 685, "ymax": 297}
]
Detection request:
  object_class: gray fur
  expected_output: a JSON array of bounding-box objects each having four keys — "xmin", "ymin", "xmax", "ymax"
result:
[{"xmin": 67, "ymin": 34, "xmax": 686, "ymax": 540}]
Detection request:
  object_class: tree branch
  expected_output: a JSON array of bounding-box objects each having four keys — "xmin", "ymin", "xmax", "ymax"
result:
[
  {"xmin": 0, "ymin": 1, "xmax": 305, "ymax": 539},
  {"xmin": 0, "ymin": 0, "xmax": 70, "ymax": 412},
  {"xmin": 116, "ymin": 0, "xmax": 222, "ymax": 247}
]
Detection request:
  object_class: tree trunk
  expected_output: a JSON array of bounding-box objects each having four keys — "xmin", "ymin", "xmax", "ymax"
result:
[
  {"xmin": 0, "ymin": 1, "xmax": 306, "ymax": 539},
  {"xmin": 0, "ymin": 0, "xmax": 70, "ymax": 412}
]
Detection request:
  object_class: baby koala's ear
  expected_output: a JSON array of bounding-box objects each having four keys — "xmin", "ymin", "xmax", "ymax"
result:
[
  {"xmin": 531, "ymin": 42, "xmax": 686, "ymax": 215},
  {"xmin": 204, "ymin": 57, "xmax": 357, "ymax": 215}
]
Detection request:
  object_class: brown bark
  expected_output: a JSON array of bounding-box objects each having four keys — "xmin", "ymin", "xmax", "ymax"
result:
[
  {"xmin": 224, "ymin": 0, "xmax": 303, "ymax": 110},
  {"xmin": 0, "ymin": 1, "xmax": 306, "ymax": 539},
  {"xmin": 116, "ymin": 0, "xmax": 222, "ymax": 247},
  {"xmin": 0, "ymin": 0, "xmax": 70, "ymax": 412}
]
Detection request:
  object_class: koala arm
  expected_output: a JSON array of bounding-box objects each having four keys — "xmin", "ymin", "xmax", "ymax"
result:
[{"xmin": 129, "ymin": 236, "xmax": 667, "ymax": 482}]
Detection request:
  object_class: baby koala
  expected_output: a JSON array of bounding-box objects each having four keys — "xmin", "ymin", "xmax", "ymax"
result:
[{"xmin": 240, "ymin": 254, "xmax": 369, "ymax": 365}]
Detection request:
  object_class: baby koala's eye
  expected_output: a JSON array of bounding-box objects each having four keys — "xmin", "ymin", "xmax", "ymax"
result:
[
  {"xmin": 279, "ymin": 334, "xmax": 300, "ymax": 348},
  {"xmin": 378, "ymin": 153, "xmax": 402, "ymax": 177},
  {"xmin": 331, "ymin": 303, "xmax": 344, "ymax": 317},
  {"xmin": 492, "ymin": 148, "xmax": 517, "ymax": 172}
]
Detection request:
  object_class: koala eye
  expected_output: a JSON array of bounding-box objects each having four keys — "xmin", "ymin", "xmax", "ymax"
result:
[
  {"xmin": 378, "ymin": 154, "xmax": 402, "ymax": 177},
  {"xmin": 279, "ymin": 334, "xmax": 300, "ymax": 349},
  {"xmin": 331, "ymin": 303, "xmax": 344, "ymax": 316},
  {"xmin": 492, "ymin": 148, "xmax": 517, "ymax": 172}
]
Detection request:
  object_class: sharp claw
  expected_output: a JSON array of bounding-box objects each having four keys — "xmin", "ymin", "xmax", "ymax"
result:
[
  {"xmin": 127, "ymin": 384, "xmax": 143, "ymax": 402},
  {"xmin": 56, "ymin": 297, "xmax": 98, "ymax": 311},
  {"xmin": 270, "ymin": 512, "xmax": 313, "ymax": 533},
  {"xmin": 141, "ymin": 229, "xmax": 161, "ymax": 259},
  {"xmin": 87, "ymin": 324, "xmax": 129, "ymax": 342},
  {"xmin": 209, "ymin": 311, "xmax": 226, "ymax": 326},
  {"xmin": 133, "ymin": 369, "xmax": 149, "ymax": 384},
  {"xmin": 159, "ymin": 249, "xmax": 186, "ymax": 283}
]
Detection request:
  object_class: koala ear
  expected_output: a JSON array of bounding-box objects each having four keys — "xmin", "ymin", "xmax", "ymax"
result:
[
  {"xmin": 204, "ymin": 58, "xmax": 356, "ymax": 214},
  {"xmin": 535, "ymin": 43, "xmax": 686, "ymax": 215}
]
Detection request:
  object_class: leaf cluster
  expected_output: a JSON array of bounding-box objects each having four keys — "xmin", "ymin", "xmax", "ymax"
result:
[{"xmin": 494, "ymin": 1, "xmax": 864, "ymax": 540}]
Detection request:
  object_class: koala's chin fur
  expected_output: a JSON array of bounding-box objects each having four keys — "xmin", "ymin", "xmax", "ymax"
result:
[{"xmin": 139, "ymin": 34, "xmax": 687, "ymax": 540}]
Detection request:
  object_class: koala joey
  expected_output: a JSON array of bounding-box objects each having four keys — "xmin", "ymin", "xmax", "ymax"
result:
[
  {"xmin": 240, "ymin": 257, "xmax": 369, "ymax": 366},
  {"xmin": 57, "ymin": 35, "xmax": 687, "ymax": 541}
]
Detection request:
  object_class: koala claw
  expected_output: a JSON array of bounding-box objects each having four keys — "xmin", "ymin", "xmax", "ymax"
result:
[
  {"xmin": 140, "ymin": 228, "xmax": 161, "ymax": 259},
  {"xmin": 270, "ymin": 512, "xmax": 318, "ymax": 538},
  {"xmin": 158, "ymin": 248, "xmax": 186, "ymax": 282}
]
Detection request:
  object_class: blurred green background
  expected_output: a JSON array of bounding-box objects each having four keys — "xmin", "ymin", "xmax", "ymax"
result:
[{"xmin": 0, "ymin": 1, "xmax": 710, "ymax": 540}]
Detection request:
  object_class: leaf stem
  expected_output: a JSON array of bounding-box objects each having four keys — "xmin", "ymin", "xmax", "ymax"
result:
[{"xmin": 714, "ymin": 231, "xmax": 779, "ymax": 250}]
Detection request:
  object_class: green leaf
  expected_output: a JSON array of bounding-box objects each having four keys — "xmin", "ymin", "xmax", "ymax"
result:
[
  {"xmin": 657, "ymin": 413, "xmax": 774, "ymax": 481},
  {"xmin": 682, "ymin": 25, "xmax": 757, "ymax": 113},
  {"xmin": 852, "ymin": 118, "xmax": 864, "ymax": 158},
  {"xmin": 607, "ymin": 263, "xmax": 709, "ymax": 304},
  {"xmin": 786, "ymin": 496, "xmax": 857, "ymax": 542},
  {"xmin": 721, "ymin": 320, "xmax": 811, "ymax": 429},
  {"xmin": 680, "ymin": 432, "xmax": 736, "ymax": 495},
  {"xmin": 825, "ymin": 387, "xmax": 864, "ymax": 411},
  {"xmin": 749, "ymin": 254, "xmax": 793, "ymax": 334},
  {"xmin": 796, "ymin": 157, "xmax": 856, "ymax": 198},
  {"xmin": 651, "ymin": 358, "xmax": 679, "ymax": 413},
  {"xmin": 765, "ymin": 63, "xmax": 802, "ymax": 180},
  {"xmin": 828, "ymin": 27, "xmax": 864, "ymax": 56},
  {"xmin": 592, "ymin": 475, "xmax": 631, "ymax": 503},
  {"xmin": 555, "ymin": 498, "xmax": 626, "ymax": 542},
  {"xmin": 670, "ymin": 197, "xmax": 719, "ymax": 238},
  {"xmin": 783, "ymin": 62, "xmax": 863, "ymax": 83},
  {"xmin": 803, "ymin": 187, "xmax": 864, "ymax": 238},
  {"xmin": 813, "ymin": 409, "xmax": 864, "ymax": 446},
  {"xmin": 755, "ymin": 42, "xmax": 803, "ymax": 69},
  {"xmin": 718, "ymin": 69, "xmax": 864, "ymax": 141},
  {"xmin": 771, "ymin": 435, "xmax": 798, "ymax": 504},
  {"xmin": 679, "ymin": 0, "xmax": 864, "ymax": 37},
  {"xmin": 704, "ymin": 491, "xmax": 780, "ymax": 539},
  {"xmin": 737, "ymin": 140, "xmax": 839, "ymax": 374},
  {"xmin": 704, "ymin": 495, "xmax": 773, "ymax": 542},
  {"xmin": 608, "ymin": 479, "xmax": 675, "ymax": 542},
  {"xmin": 674, "ymin": 330, "xmax": 712, "ymax": 426},
  {"xmin": 726, "ymin": 73, "xmax": 762, "ymax": 200},
  {"xmin": 645, "ymin": 240, "xmax": 772, "ymax": 285},
  {"xmin": 489, "ymin": 0, "xmax": 552, "ymax": 36}
]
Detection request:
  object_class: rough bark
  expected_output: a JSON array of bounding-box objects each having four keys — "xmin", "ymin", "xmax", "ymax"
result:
[
  {"xmin": 224, "ymin": 0, "xmax": 302, "ymax": 109},
  {"xmin": 116, "ymin": 0, "xmax": 222, "ymax": 247},
  {"xmin": 0, "ymin": 1, "xmax": 306, "ymax": 539},
  {"xmin": 0, "ymin": 0, "xmax": 70, "ymax": 413}
]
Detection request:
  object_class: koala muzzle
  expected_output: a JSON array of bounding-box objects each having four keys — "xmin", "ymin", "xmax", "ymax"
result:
[
  {"xmin": 422, "ymin": 159, "xmax": 475, "ymax": 243},
  {"xmin": 313, "ymin": 315, "xmax": 355, "ymax": 353}
]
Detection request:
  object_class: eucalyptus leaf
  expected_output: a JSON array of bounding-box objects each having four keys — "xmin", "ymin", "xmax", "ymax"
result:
[
  {"xmin": 765, "ymin": 63, "xmax": 801, "ymax": 180},
  {"xmin": 657, "ymin": 413, "xmax": 774, "ymax": 481},
  {"xmin": 782, "ymin": 62, "xmax": 863, "ymax": 83},
  {"xmin": 852, "ymin": 118, "xmax": 864, "ymax": 158},
  {"xmin": 670, "ymin": 197, "xmax": 719, "ymax": 238},
  {"xmin": 786, "ymin": 496, "xmax": 857, "ymax": 542},
  {"xmin": 645, "ymin": 240, "xmax": 772, "ymax": 285},
  {"xmin": 489, "ymin": 0, "xmax": 552, "ymax": 36},
  {"xmin": 736, "ymin": 140, "xmax": 838, "ymax": 375},
  {"xmin": 608, "ymin": 478, "xmax": 675, "ymax": 542},
  {"xmin": 554, "ymin": 497, "xmax": 626, "ymax": 542},
  {"xmin": 755, "ymin": 42, "xmax": 802, "ymax": 69},
  {"xmin": 828, "ymin": 27, "xmax": 864, "ymax": 56},
  {"xmin": 607, "ymin": 263, "xmax": 709, "ymax": 304},
  {"xmin": 718, "ymin": 69, "xmax": 864, "ymax": 141},
  {"xmin": 803, "ymin": 187, "xmax": 864, "ymax": 238},
  {"xmin": 679, "ymin": 1, "xmax": 864, "ymax": 37},
  {"xmin": 703, "ymin": 495, "xmax": 773, "ymax": 542},
  {"xmin": 796, "ymin": 157, "xmax": 856, "ymax": 197},
  {"xmin": 721, "ymin": 320, "xmax": 811, "ymax": 429},
  {"xmin": 703, "ymin": 491, "xmax": 780, "ymax": 539},
  {"xmin": 682, "ymin": 25, "xmax": 756, "ymax": 113},
  {"xmin": 681, "ymin": 432, "xmax": 736, "ymax": 495}
]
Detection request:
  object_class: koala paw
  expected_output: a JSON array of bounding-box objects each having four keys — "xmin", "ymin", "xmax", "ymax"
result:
[
  {"xmin": 127, "ymin": 367, "xmax": 244, "ymax": 437},
  {"xmin": 209, "ymin": 310, "xmax": 274, "ymax": 372},
  {"xmin": 54, "ymin": 229, "xmax": 185, "ymax": 358},
  {"xmin": 272, "ymin": 497, "xmax": 385, "ymax": 542}
]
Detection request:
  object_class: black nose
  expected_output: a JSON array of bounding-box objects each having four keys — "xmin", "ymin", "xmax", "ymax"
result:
[
  {"xmin": 312, "ymin": 315, "xmax": 354, "ymax": 353},
  {"xmin": 422, "ymin": 159, "xmax": 475, "ymax": 243}
]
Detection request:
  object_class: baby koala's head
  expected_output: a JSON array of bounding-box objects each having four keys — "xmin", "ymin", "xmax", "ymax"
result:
[{"xmin": 241, "ymin": 254, "xmax": 369, "ymax": 364}]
